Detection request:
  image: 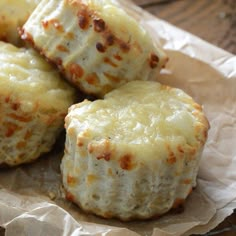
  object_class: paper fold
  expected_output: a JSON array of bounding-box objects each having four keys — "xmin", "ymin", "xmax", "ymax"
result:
[{"xmin": 0, "ymin": 1, "xmax": 236, "ymax": 235}]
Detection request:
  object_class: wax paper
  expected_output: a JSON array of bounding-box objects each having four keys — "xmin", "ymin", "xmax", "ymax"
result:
[{"xmin": 0, "ymin": 1, "xmax": 236, "ymax": 235}]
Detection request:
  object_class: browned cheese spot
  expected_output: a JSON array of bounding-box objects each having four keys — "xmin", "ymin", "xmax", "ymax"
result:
[
  {"xmin": 105, "ymin": 33, "xmax": 115, "ymax": 46},
  {"xmin": 16, "ymin": 141, "xmax": 27, "ymax": 149},
  {"xmin": 66, "ymin": 191, "xmax": 75, "ymax": 201},
  {"xmin": 195, "ymin": 121, "xmax": 209, "ymax": 144},
  {"xmin": 45, "ymin": 115, "xmax": 57, "ymax": 125},
  {"xmin": 4, "ymin": 122, "xmax": 20, "ymax": 137},
  {"xmin": 88, "ymin": 138, "xmax": 111, "ymax": 158},
  {"xmin": 113, "ymin": 53, "xmax": 122, "ymax": 61},
  {"xmin": 18, "ymin": 153, "xmax": 25, "ymax": 160},
  {"xmin": 60, "ymin": 112, "xmax": 67, "ymax": 118},
  {"xmin": 96, "ymin": 42, "xmax": 106, "ymax": 53},
  {"xmin": 203, "ymin": 129, "xmax": 208, "ymax": 140},
  {"xmin": 68, "ymin": 63, "xmax": 84, "ymax": 78},
  {"xmin": 88, "ymin": 144, "xmax": 94, "ymax": 154},
  {"xmin": 104, "ymin": 57, "xmax": 118, "ymax": 67},
  {"xmin": 56, "ymin": 44, "xmax": 69, "ymax": 53},
  {"xmin": 54, "ymin": 57, "xmax": 63, "ymax": 66},
  {"xmin": 77, "ymin": 7, "xmax": 91, "ymax": 30},
  {"xmin": 172, "ymin": 198, "xmax": 185, "ymax": 209},
  {"xmin": 103, "ymin": 211, "xmax": 113, "ymax": 219},
  {"xmin": 24, "ymin": 130, "xmax": 32, "ymax": 140},
  {"xmin": 19, "ymin": 28, "xmax": 34, "ymax": 45},
  {"xmin": 93, "ymin": 18, "xmax": 106, "ymax": 32},
  {"xmin": 103, "ymin": 72, "xmax": 121, "ymax": 83},
  {"xmin": 160, "ymin": 84, "xmax": 171, "ymax": 91},
  {"xmin": 102, "ymin": 84, "xmax": 113, "ymax": 94},
  {"xmin": 177, "ymin": 145, "xmax": 185, "ymax": 154},
  {"xmin": 41, "ymin": 20, "xmax": 49, "ymax": 28},
  {"xmin": 149, "ymin": 53, "xmax": 159, "ymax": 69},
  {"xmin": 119, "ymin": 154, "xmax": 135, "ymax": 170},
  {"xmin": 119, "ymin": 41, "xmax": 130, "ymax": 53},
  {"xmin": 166, "ymin": 144, "xmax": 177, "ymax": 164},
  {"xmin": 8, "ymin": 113, "xmax": 32, "ymax": 122},
  {"xmin": 85, "ymin": 73, "xmax": 99, "ymax": 85},
  {"xmin": 193, "ymin": 102, "xmax": 202, "ymax": 111},
  {"xmin": 77, "ymin": 137, "xmax": 84, "ymax": 147},
  {"xmin": 188, "ymin": 187, "xmax": 193, "ymax": 195},
  {"xmin": 86, "ymin": 174, "xmax": 98, "ymax": 184},
  {"xmin": 5, "ymin": 96, "xmax": 10, "ymax": 103},
  {"xmin": 186, "ymin": 145, "xmax": 197, "ymax": 157},
  {"xmin": 96, "ymin": 152, "xmax": 111, "ymax": 161},
  {"xmin": 67, "ymin": 127, "xmax": 75, "ymax": 136},
  {"xmin": 65, "ymin": 32, "xmax": 75, "ymax": 40},
  {"xmin": 11, "ymin": 103, "xmax": 20, "ymax": 111},
  {"xmin": 42, "ymin": 19, "xmax": 64, "ymax": 32},
  {"xmin": 67, "ymin": 175, "xmax": 77, "ymax": 185},
  {"xmin": 167, "ymin": 155, "xmax": 176, "ymax": 164},
  {"xmin": 182, "ymin": 179, "xmax": 191, "ymax": 185}
]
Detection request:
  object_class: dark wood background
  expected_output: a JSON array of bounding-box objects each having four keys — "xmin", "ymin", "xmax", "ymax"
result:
[
  {"xmin": 133, "ymin": 0, "xmax": 236, "ymax": 54},
  {"xmin": 133, "ymin": 0, "xmax": 236, "ymax": 235}
]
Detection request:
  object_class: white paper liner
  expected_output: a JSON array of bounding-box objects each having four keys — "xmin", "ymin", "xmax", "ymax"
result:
[{"xmin": 0, "ymin": 1, "xmax": 236, "ymax": 235}]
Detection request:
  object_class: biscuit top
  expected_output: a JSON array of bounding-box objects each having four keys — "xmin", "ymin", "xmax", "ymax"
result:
[
  {"xmin": 0, "ymin": 41, "xmax": 76, "ymax": 111},
  {"xmin": 67, "ymin": 81, "xmax": 209, "ymax": 161},
  {"xmin": 0, "ymin": 0, "xmax": 41, "ymax": 44}
]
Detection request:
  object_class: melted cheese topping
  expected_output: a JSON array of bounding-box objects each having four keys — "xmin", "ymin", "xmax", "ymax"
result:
[
  {"xmin": 68, "ymin": 81, "xmax": 209, "ymax": 158},
  {"xmin": 0, "ymin": 41, "xmax": 76, "ymax": 111}
]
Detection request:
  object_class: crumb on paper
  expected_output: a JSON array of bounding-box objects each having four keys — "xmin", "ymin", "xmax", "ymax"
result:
[{"xmin": 48, "ymin": 191, "xmax": 56, "ymax": 200}]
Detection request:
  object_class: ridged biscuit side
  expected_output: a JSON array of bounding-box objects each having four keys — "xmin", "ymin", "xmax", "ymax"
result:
[
  {"xmin": 0, "ymin": 95, "xmax": 64, "ymax": 166},
  {"xmin": 61, "ymin": 80, "xmax": 209, "ymax": 220}
]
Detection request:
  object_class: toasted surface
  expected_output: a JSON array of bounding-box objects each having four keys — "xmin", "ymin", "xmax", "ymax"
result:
[
  {"xmin": 21, "ymin": 0, "xmax": 167, "ymax": 97},
  {"xmin": 0, "ymin": 41, "xmax": 76, "ymax": 166},
  {"xmin": 0, "ymin": 0, "xmax": 41, "ymax": 45},
  {"xmin": 61, "ymin": 80, "xmax": 209, "ymax": 220}
]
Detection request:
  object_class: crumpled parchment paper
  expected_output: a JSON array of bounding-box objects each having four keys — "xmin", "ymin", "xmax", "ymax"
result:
[{"xmin": 0, "ymin": 1, "xmax": 236, "ymax": 235}]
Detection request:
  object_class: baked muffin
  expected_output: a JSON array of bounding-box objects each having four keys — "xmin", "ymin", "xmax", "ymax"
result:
[
  {"xmin": 0, "ymin": 41, "xmax": 76, "ymax": 166},
  {"xmin": 20, "ymin": 0, "xmax": 167, "ymax": 97},
  {"xmin": 61, "ymin": 80, "xmax": 209, "ymax": 221},
  {"xmin": 0, "ymin": 0, "xmax": 41, "ymax": 46}
]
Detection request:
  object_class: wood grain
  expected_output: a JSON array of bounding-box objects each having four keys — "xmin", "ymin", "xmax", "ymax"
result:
[{"xmin": 133, "ymin": 0, "xmax": 236, "ymax": 54}]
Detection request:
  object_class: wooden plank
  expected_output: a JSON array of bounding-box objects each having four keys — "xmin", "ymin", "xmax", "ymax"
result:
[{"xmin": 133, "ymin": 0, "xmax": 236, "ymax": 54}]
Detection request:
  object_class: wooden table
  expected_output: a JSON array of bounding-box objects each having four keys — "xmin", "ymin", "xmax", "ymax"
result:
[
  {"xmin": 133, "ymin": 0, "xmax": 236, "ymax": 235},
  {"xmin": 134, "ymin": 0, "xmax": 236, "ymax": 54}
]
